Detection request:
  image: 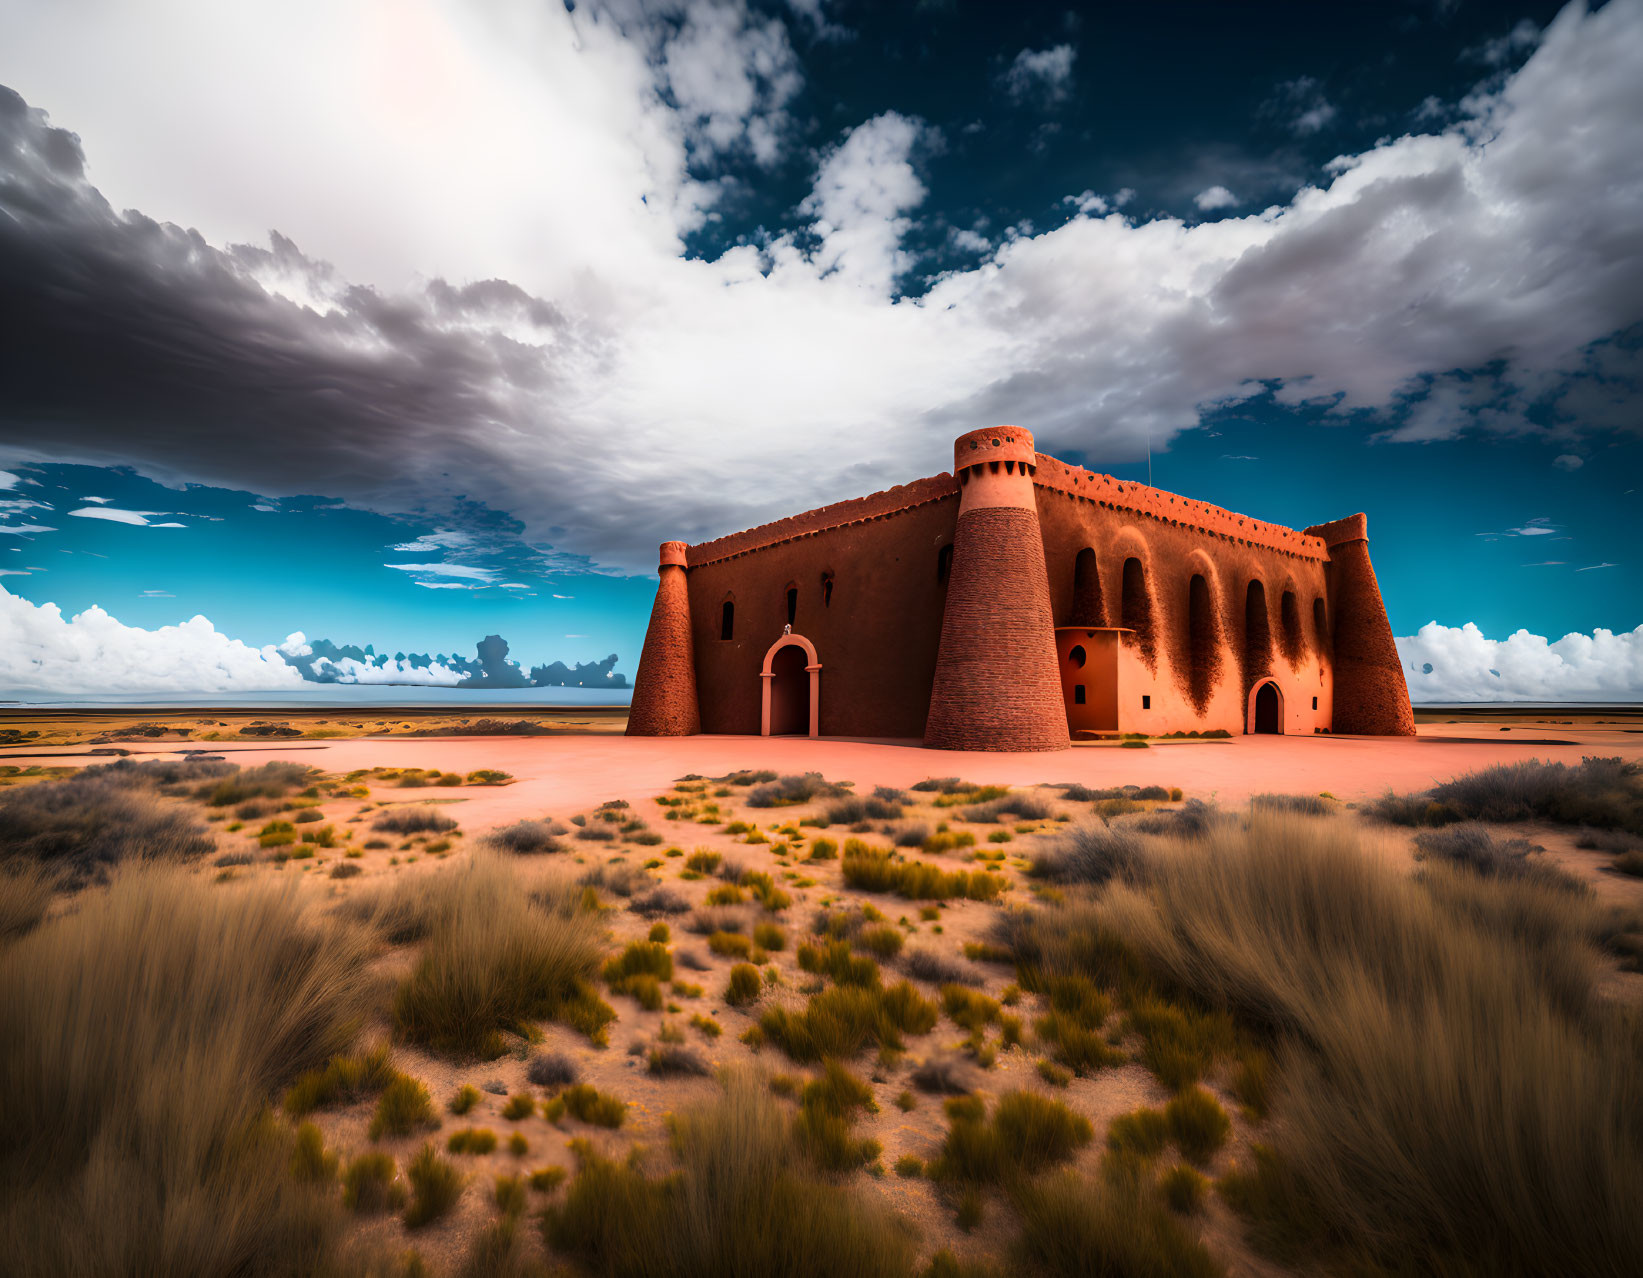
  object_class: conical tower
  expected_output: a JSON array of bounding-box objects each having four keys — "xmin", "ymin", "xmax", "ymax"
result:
[
  {"xmin": 1304, "ymin": 514, "xmax": 1414, "ymax": 736},
  {"xmin": 924, "ymin": 428, "xmax": 1068, "ymax": 751},
  {"xmin": 626, "ymin": 541, "xmax": 701, "ymax": 736}
]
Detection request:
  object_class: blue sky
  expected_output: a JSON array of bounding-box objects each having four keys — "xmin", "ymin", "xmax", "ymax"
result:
[{"xmin": 0, "ymin": 0, "xmax": 1638, "ymax": 699}]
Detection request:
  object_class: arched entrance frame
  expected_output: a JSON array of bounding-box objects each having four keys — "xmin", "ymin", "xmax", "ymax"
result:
[
  {"xmin": 760, "ymin": 633, "xmax": 821, "ymax": 738},
  {"xmin": 1247, "ymin": 678, "xmax": 1284, "ymax": 735}
]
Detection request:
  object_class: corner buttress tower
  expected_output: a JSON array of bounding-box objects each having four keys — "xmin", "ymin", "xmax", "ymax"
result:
[
  {"xmin": 1304, "ymin": 513, "xmax": 1415, "ymax": 737},
  {"xmin": 626, "ymin": 541, "xmax": 701, "ymax": 736},
  {"xmin": 924, "ymin": 428, "xmax": 1068, "ymax": 752}
]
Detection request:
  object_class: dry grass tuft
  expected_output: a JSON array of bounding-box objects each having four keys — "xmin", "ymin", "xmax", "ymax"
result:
[
  {"xmin": 1092, "ymin": 808, "xmax": 1643, "ymax": 1274},
  {"xmin": 544, "ymin": 1073, "xmax": 915, "ymax": 1277},
  {"xmin": 0, "ymin": 860, "xmax": 55, "ymax": 941},
  {"xmin": 1030, "ymin": 820, "xmax": 1148, "ymax": 886},
  {"xmin": 388, "ymin": 853, "xmax": 608, "ymax": 1056},
  {"xmin": 0, "ymin": 863, "xmax": 375, "ymax": 1272},
  {"xmin": 0, "ymin": 773, "xmax": 214, "ymax": 883}
]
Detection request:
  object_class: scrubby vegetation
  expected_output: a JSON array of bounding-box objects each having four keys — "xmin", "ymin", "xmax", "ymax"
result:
[
  {"xmin": 483, "ymin": 818, "xmax": 568, "ymax": 854},
  {"xmin": 759, "ymin": 980, "xmax": 938, "ymax": 1061},
  {"xmin": 747, "ymin": 773, "xmax": 850, "ymax": 808},
  {"xmin": 1046, "ymin": 806, "xmax": 1643, "ymax": 1275},
  {"xmin": 388, "ymin": 853, "xmax": 610, "ymax": 1056},
  {"xmin": 1030, "ymin": 820, "xmax": 1147, "ymax": 885},
  {"xmin": 841, "ymin": 841, "xmax": 1005, "ymax": 901},
  {"xmin": 372, "ymin": 806, "xmax": 460, "ymax": 835},
  {"xmin": 0, "ymin": 769, "xmax": 215, "ymax": 883},
  {"xmin": 0, "ymin": 864, "xmax": 375, "ymax": 1271},
  {"xmin": 544, "ymin": 1075, "xmax": 915, "ymax": 1277},
  {"xmin": 1370, "ymin": 755, "xmax": 1643, "ymax": 834}
]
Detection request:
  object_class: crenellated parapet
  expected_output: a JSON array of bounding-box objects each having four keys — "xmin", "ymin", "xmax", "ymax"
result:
[
  {"xmin": 1032, "ymin": 455, "xmax": 1329, "ymax": 561},
  {"xmin": 687, "ymin": 473, "xmax": 960, "ymax": 569}
]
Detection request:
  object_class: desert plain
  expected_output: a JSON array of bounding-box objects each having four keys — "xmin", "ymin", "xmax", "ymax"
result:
[{"xmin": 1, "ymin": 706, "xmax": 1640, "ymax": 1277}]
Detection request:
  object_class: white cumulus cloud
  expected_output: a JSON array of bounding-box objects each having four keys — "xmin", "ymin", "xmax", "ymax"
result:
[
  {"xmin": 1398, "ymin": 622, "xmax": 1643, "ymax": 702},
  {"xmin": 1193, "ymin": 184, "xmax": 1240, "ymax": 211},
  {"xmin": 999, "ymin": 44, "xmax": 1077, "ymax": 105},
  {"xmin": 0, "ymin": 583, "xmax": 305, "ymax": 694}
]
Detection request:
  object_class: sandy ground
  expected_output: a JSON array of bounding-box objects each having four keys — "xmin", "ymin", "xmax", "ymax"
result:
[
  {"xmin": 7, "ymin": 712, "xmax": 1641, "ymax": 1274},
  {"xmin": 7, "ymin": 718, "xmax": 1641, "ymax": 823}
]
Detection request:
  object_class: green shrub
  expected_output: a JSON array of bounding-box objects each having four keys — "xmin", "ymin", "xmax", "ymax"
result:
[
  {"xmin": 404, "ymin": 1143, "xmax": 465, "ymax": 1227},
  {"xmin": 1106, "ymin": 1107, "xmax": 1169, "ymax": 1162},
  {"xmin": 604, "ymin": 939, "xmax": 674, "ymax": 1010},
  {"xmin": 797, "ymin": 937, "xmax": 880, "ymax": 987},
  {"xmin": 797, "ymin": 1061, "xmax": 881, "ymax": 1171},
  {"xmin": 448, "ymin": 1127, "xmax": 499, "ymax": 1154},
  {"xmin": 284, "ymin": 1043, "xmax": 397, "ymax": 1115},
  {"xmin": 561, "ymin": 1083, "xmax": 625, "ymax": 1128},
  {"xmin": 1161, "ymin": 1163, "xmax": 1208, "ymax": 1213},
  {"xmin": 807, "ymin": 837, "xmax": 838, "ymax": 860},
  {"xmin": 754, "ymin": 920, "xmax": 787, "ymax": 951},
  {"xmin": 543, "ymin": 1075, "xmax": 914, "ymax": 1278},
  {"xmin": 1165, "ymin": 1088, "xmax": 1231, "ymax": 1164},
  {"xmin": 342, "ymin": 1151, "xmax": 405, "ymax": 1212},
  {"xmin": 530, "ymin": 1166, "xmax": 567, "ymax": 1193},
  {"xmin": 726, "ymin": 962, "xmax": 763, "ymax": 1006},
  {"xmin": 450, "ymin": 1083, "xmax": 482, "ymax": 1115},
  {"xmin": 842, "ymin": 844, "xmax": 1004, "ymax": 901},
  {"xmin": 691, "ymin": 1012, "xmax": 723, "ymax": 1038},
  {"xmin": 759, "ymin": 981, "xmax": 938, "ymax": 1061},
  {"xmin": 508, "ymin": 1131, "xmax": 529, "ymax": 1156},
  {"xmin": 649, "ymin": 921, "xmax": 671, "ymax": 942},
  {"xmin": 857, "ymin": 923, "xmax": 904, "ymax": 958},
  {"xmin": 369, "ymin": 1073, "xmax": 437, "ymax": 1139},
  {"xmin": 895, "ymin": 1155, "xmax": 923, "ymax": 1178},
  {"xmin": 290, "ymin": 1121, "xmax": 337, "ymax": 1182},
  {"xmin": 928, "ymin": 1090, "xmax": 1092, "ymax": 1184},
  {"xmin": 1013, "ymin": 1167, "xmax": 1222, "ymax": 1278},
  {"xmin": 1036, "ymin": 1059, "xmax": 1072, "ymax": 1087},
  {"xmin": 502, "ymin": 1093, "xmax": 536, "ymax": 1121}
]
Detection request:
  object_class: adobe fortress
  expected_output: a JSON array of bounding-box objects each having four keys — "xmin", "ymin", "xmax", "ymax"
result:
[{"xmin": 627, "ymin": 427, "xmax": 1414, "ymax": 751}]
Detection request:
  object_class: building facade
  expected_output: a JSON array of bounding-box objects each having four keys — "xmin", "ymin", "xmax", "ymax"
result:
[{"xmin": 627, "ymin": 427, "xmax": 1414, "ymax": 751}]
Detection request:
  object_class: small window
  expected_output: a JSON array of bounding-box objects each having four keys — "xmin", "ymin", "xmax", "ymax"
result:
[
  {"xmin": 720, "ymin": 600, "xmax": 734, "ymax": 641},
  {"xmin": 937, "ymin": 544, "xmax": 954, "ymax": 585},
  {"xmin": 822, "ymin": 572, "xmax": 834, "ymax": 607},
  {"xmin": 1068, "ymin": 644, "xmax": 1087, "ymax": 669},
  {"xmin": 1142, "ymin": 695, "xmax": 1151, "ymax": 710},
  {"xmin": 1074, "ymin": 685, "xmax": 1086, "ymax": 705},
  {"xmin": 786, "ymin": 587, "xmax": 798, "ymax": 625},
  {"xmin": 1312, "ymin": 696, "xmax": 1318, "ymax": 710}
]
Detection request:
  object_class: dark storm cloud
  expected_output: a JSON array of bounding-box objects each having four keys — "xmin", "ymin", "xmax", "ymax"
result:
[{"xmin": 0, "ymin": 85, "xmax": 603, "ymax": 557}]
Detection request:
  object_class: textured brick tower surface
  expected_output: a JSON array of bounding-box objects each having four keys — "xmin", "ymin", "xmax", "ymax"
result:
[
  {"xmin": 1304, "ymin": 514, "xmax": 1415, "ymax": 737},
  {"xmin": 625, "ymin": 541, "xmax": 701, "ymax": 736},
  {"xmin": 924, "ymin": 427, "xmax": 1069, "ymax": 751}
]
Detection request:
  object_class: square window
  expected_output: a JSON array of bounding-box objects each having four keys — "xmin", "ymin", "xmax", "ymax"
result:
[
  {"xmin": 1074, "ymin": 685, "xmax": 1086, "ymax": 705},
  {"xmin": 1141, "ymin": 695, "xmax": 1151, "ymax": 710}
]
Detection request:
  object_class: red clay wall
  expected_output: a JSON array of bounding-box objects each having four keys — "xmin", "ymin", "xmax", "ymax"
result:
[
  {"xmin": 684, "ymin": 481, "xmax": 960, "ymax": 738},
  {"xmin": 1034, "ymin": 469, "xmax": 1335, "ymax": 737}
]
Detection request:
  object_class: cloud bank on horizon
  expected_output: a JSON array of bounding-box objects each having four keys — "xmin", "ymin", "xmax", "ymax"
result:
[
  {"xmin": 0, "ymin": 586, "xmax": 627, "ymax": 696},
  {"xmin": 0, "ymin": 584, "xmax": 1633, "ymax": 704},
  {"xmin": 0, "ymin": 0, "xmax": 1639, "ymax": 575}
]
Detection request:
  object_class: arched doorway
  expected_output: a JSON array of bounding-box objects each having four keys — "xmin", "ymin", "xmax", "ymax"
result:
[
  {"xmin": 1248, "ymin": 680, "xmax": 1282, "ymax": 734},
  {"xmin": 760, "ymin": 634, "xmax": 821, "ymax": 737}
]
